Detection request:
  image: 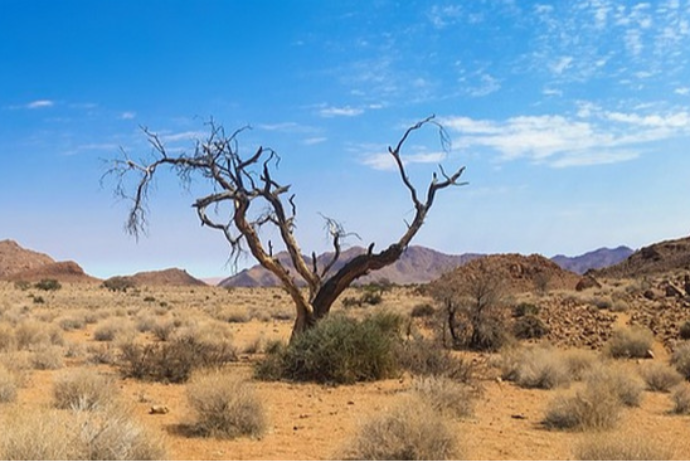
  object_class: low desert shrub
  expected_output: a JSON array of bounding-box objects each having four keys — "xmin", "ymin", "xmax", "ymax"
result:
[
  {"xmin": 513, "ymin": 303, "xmax": 540, "ymax": 318},
  {"xmin": 118, "ymin": 336, "xmax": 237, "ymax": 383},
  {"xmin": 150, "ymin": 318, "xmax": 176, "ymax": 341},
  {"xmin": 34, "ymin": 279, "xmax": 61, "ymax": 291},
  {"xmin": 53, "ymin": 368, "xmax": 119, "ymax": 411},
  {"xmin": 340, "ymin": 398, "xmax": 460, "ymax": 460},
  {"xmin": 574, "ymin": 435, "xmax": 673, "ymax": 460},
  {"xmin": 58, "ymin": 316, "xmax": 85, "ymax": 332},
  {"xmin": 186, "ymin": 370, "xmax": 266, "ymax": 439},
  {"xmin": 610, "ymin": 300, "xmax": 629, "ymax": 313},
  {"xmin": 499, "ymin": 346, "xmax": 571, "ymax": 390},
  {"xmin": 679, "ymin": 321, "xmax": 690, "ymax": 340},
  {"xmin": 561, "ymin": 349, "xmax": 598, "ymax": 381},
  {"xmin": 102, "ymin": 276, "xmax": 136, "ymax": 293},
  {"xmin": 395, "ymin": 337, "xmax": 473, "ymax": 382},
  {"xmin": 31, "ymin": 346, "xmax": 64, "ymax": 370},
  {"xmin": 585, "ymin": 363, "xmax": 644, "ymax": 407},
  {"xmin": 543, "ymin": 384, "xmax": 621, "ymax": 431},
  {"xmin": 0, "ymin": 324, "xmax": 16, "ymax": 352},
  {"xmin": 605, "ymin": 326, "xmax": 654, "ymax": 359},
  {"xmin": 671, "ymin": 383, "xmax": 690, "ymax": 414},
  {"xmin": 410, "ymin": 303, "xmax": 435, "ymax": 318},
  {"xmin": 0, "ymin": 408, "xmax": 79, "ymax": 460},
  {"xmin": 671, "ymin": 342, "xmax": 690, "ymax": 379},
  {"xmin": 0, "ymin": 366, "xmax": 17, "ymax": 403},
  {"xmin": 513, "ymin": 315, "xmax": 550, "ymax": 340},
  {"xmin": 410, "ymin": 376, "xmax": 475, "ymax": 418},
  {"xmin": 93, "ymin": 319, "xmax": 135, "ymax": 342},
  {"xmin": 640, "ymin": 362, "xmax": 683, "ymax": 392},
  {"xmin": 256, "ymin": 312, "xmax": 402, "ymax": 384},
  {"xmin": 14, "ymin": 321, "xmax": 62, "ymax": 350}
]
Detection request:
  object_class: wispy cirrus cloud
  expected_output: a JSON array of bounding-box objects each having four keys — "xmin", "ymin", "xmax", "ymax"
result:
[
  {"xmin": 318, "ymin": 105, "xmax": 365, "ymax": 118},
  {"xmin": 443, "ymin": 106, "xmax": 690, "ymax": 168},
  {"xmin": 26, "ymin": 99, "xmax": 54, "ymax": 109},
  {"xmin": 357, "ymin": 143, "xmax": 447, "ymax": 171}
]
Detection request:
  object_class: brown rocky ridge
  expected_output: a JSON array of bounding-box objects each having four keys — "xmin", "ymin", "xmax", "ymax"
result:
[
  {"xmin": 109, "ymin": 268, "xmax": 207, "ymax": 287},
  {"xmin": 593, "ymin": 234, "xmax": 690, "ymax": 278},
  {"xmin": 6, "ymin": 260, "xmax": 100, "ymax": 284},
  {"xmin": 0, "ymin": 239, "xmax": 54, "ymax": 278}
]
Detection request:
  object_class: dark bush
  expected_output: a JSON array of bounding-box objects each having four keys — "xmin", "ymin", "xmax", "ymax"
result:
[
  {"xmin": 360, "ymin": 292, "xmax": 383, "ymax": 306},
  {"xmin": 35, "ymin": 279, "xmax": 61, "ymax": 291},
  {"xmin": 255, "ymin": 312, "xmax": 402, "ymax": 384},
  {"xmin": 102, "ymin": 277, "xmax": 136, "ymax": 293},
  {"xmin": 118, "ymin": 337, "xmax": 237, "ymax": 383},
  {"xmin": 513, "ymin": 303, "xmax": 540, "ymax": 318},
  {"xmin": 410, "ymin": 303, "xmax": 435, "ymax": 318},
  {"xmin": 680, "ymin": 321, "xmax": 690, "ymax": 340},
  {"xmin": 513, "ymin": 315, "xmax": 550, "ymax": 340},
  {"xmin": 341, "ymin": 296, "xmax": 361, "ymax": 308},
  {"xmin": 13, "ymin": 281, "xmax": 31, "ymax": 291}
]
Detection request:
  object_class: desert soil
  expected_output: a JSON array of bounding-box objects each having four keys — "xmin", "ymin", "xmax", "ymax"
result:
[{"xmin": 1, "ymin": 282, "xmax": 690, "ymax": 460}]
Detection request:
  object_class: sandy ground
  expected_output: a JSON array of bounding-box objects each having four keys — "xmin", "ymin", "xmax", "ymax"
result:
[{"xmin": 2, "ymin": 283, "xmax": 690, "ymax": 460}]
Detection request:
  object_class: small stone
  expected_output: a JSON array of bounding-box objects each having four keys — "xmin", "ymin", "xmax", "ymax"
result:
[{"xmin": 149, "ymin": 405, "xmax": 169, "ymax": 415}]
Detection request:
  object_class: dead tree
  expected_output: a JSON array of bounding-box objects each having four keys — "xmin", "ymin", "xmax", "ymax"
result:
[{"xmin": 106, "ymin": 116, "xmax": 466, "ymax": 339}]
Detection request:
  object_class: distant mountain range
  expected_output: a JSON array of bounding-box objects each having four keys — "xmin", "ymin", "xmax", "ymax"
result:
[
  {"xmin": 551, "ymin": 246, "xmax": 634, "ymax": 275},
  {"xmin": 593, "ymin": 235, "xmax": 690, "ymax": 278},
  {"xmin": 218, "ymin": 244, "xmax": 634, "ymax": 287},
  {"xmin": 219, "ymin": 245, "xmax": 483, "ymax": 287}
]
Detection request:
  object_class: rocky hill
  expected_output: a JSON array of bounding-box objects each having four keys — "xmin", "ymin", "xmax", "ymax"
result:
[
  {"xmin": 6, "ymin": 261, "xmax": 100, "ymax": 284},
  {"xmin": 593, "ymin": 235, "xmax": 690, "ymax": 278},
  {"xmin": 219, "ymin": 245, "xmax": 483, "ymax": 287},
  {"xmin": 0, "ymin": 239, "xmax": 54, "ymax": 278},
  {"xmin": 551, "ymin": 246, "xmax": 633, "ymax": 274},
  {"xmin": 432, "ymin": 253, "xmax": 582, "ymax": 295},
  {"xmin": 114, "ymin": 268, "xmax": 208, "ymax": 287}
]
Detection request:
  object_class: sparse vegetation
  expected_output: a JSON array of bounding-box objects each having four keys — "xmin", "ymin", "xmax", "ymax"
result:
[
  {"xmin": 102, "ymin": 276, "xmax": 136, "ymax": 293},
  {"xmin": 118, "ymin": 336, "xmax": 237, "ymax": 383},
  {"xmin": 410, "ymin": 376, "xmax": 475, "ymax": 418},
  {"xmin": 34, "ymin": 279, "xmax": 61, "ymax": 291},
  {"xmin": 585, "ymin": 363, "xmax": 644, "ymax": 407},
  {"xmin": 543, "ymin": 383, "xmax": 621, "ymax": 431},
  {"xmin": 500, "ymin": 346, "xmax": 571, "ymax": 390},
  {"xmin": 671, "ymin": 383, "xmax": 690, "ymax": 414},
  {"xmin": 605, "ymin": 326, "xmax": 654, "ymax": 359},
  {"xmin": 0, "ymin": 365, "xmax": 17, "ymax": 403},
  {"xmin": 340, "ymin": 398, "xmax": 460, "ymax": 460},
  {"xmin": 513, "ymin": 314, "xmax": 550, "ymax": 339},
  {"xmin": 53, "ymin": 368, "xmax": 119, "ymax": 411},
  {"xmin": 640, "ymin": 362, "xmax": 683, "ymax": 392},
  {"xmin": 255, "ymin": 312, "xmax": 402, "ymax": 384},
  {"xmin": 395, "ymin": 337, "xmax": 473, "ymax": 382},
  {"xmin": 186, "ymin": 370, "xmax": 266, "ymax": 439},
  {"xmin": 574, "ymin": 435, "xmax": 673, "ymax": 460},
  {"xmin": 671, "ymin": 341, "xmax": 690, "ymax": 379}
]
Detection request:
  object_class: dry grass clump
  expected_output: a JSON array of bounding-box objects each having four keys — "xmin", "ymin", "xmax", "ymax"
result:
[
  {"xmin": 0, "ymin": 365, "xmax": 17, "ymax": 403},
  {"xmin": 640, "ymin": 361, "xmax": 683, "ymax": 392},
  {"xmin": 14, "ymin": 321, "xmax": 63, "ymax": 350},
  {"xmin": 543, "ymin": 383, "xmax": 622, "ymax": 431},
  {"xmin": 574, "ymin": 434, "xmax": 673, "ymax": 460},
  {"xmin": 671, "ymin": 383, "xmax": 690, "ymax": 414},
  {"xmin": 150, "ymin": 318, "xmax": 177, "ymax": 341},
  {"xmin": 0, "ymin": 407, "xmax": 79, "ymax": 460},
  {"xmin": 670, "ymin": 341, "xmax": 690, "ymax": 379},
  {"xmin": 0, "ymin": 323, "xmax": 16, "ymax": 351},
  {"xmin": 0, "ymin": 405, "xmax": 166, "ymax": 460},
  {"xmin": 561, "ymin": 349, "xmax": 598, "ymax": 381},
  {"xmin": 186, "ymin": 370, "xmax": 266, "ymax": 439},
  {"xmin": 605, "ymin": 326, "xmax": 654, "ymax": 359},
  {"xmin": 93, "ymin": 318, "xmax": 136, "ymax": 342},
  {"xmin": 57, "ymin": 315, "xmax": 86, "ymax": 332},
  {"xmin": 395, "ymin": 337, "xmax": 474, "ymax": 382},
  {"xmin": 77, "ymin": 405, "xmax": 167, "ymax": 460},
  {"xmin": 53, "ymin": 368, "xmax": 119, "ymax": 411},
  {"xmin": 410, "ymin": 376, "xmax": 475, "ymax": 418},
  {"xmin": 31, "ymin": 346, "xmax": 64, "ymax": 370},
  {"xmin": 340, "ymin": 398, "xmax": 460, "ymax": 460},
  {"xmin": 585, "ymin": 363, "xmax": 644, "ymax": 407},
  {"xmin": 499, "ymin": 345, "xmax": 571, "ymax": 389}
]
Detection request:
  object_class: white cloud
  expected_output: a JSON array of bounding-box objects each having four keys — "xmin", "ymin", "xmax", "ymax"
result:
[
  {"xmin": 360, "ymin": 147, "xmax": 447, "ymax": 171},
  {"xmin": 444, "ymin": 107, "xmax": 690, "ymax": 168},
  {"xmin": 550, "ymin": 151, "xmax": 639, "ymax": 168},
  {"xmin": 427, "ymin": 5, "xmax": 464, "ymax": 29},
  {"xmin": 550, "ymin": 56, "xmax": 573, "ymax": 75},
  {"xmin": 318, "ymin": 105, "xmax": 364, "ymax": 118},
  {"xmin": 120, "ymin": 111, "xmax": 136, "ymax": 120},
  {"xmin": 26, "ymin": 100, "xmax": 54, "ymax": 109},
  {"xmin": 303, "ymin": 137, "xmax": 327, "ymax": 146},
  {"xmin": 675, "ymin": 87, "xmax": 690, "ymax": 95}
]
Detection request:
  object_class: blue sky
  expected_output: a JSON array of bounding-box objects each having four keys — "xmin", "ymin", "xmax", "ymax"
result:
[{"xmin": 1, "ymin": 0, "xmax": 690, "ymax": 279}]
